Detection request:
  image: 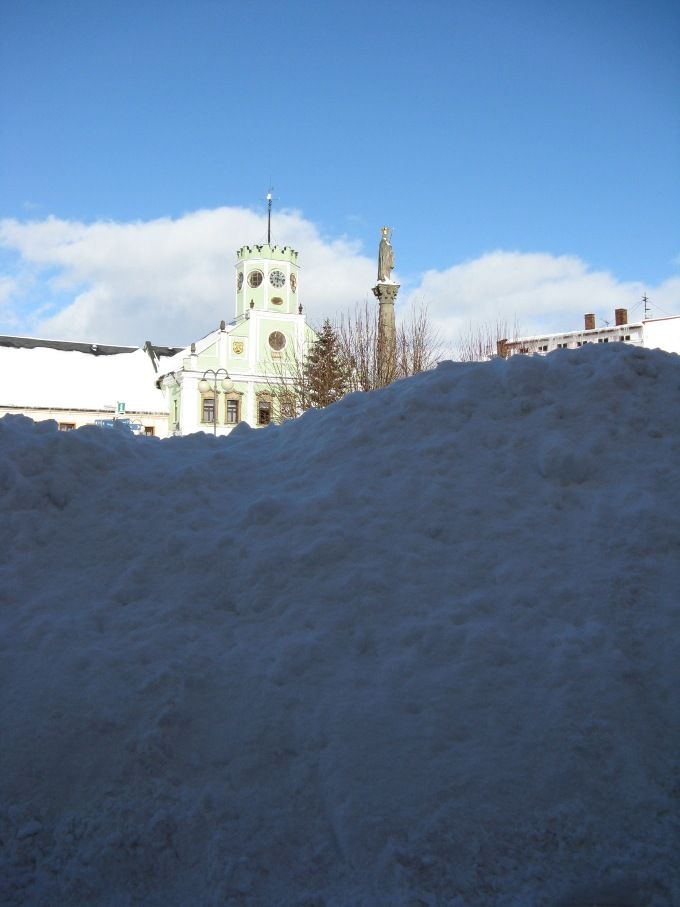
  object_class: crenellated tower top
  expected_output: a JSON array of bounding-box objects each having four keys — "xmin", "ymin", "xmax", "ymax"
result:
[
  {"xmin": 236, "ymin": 244, "xmax": 298, "ymax": 264},
  {"xmin": 234, "ymin": 244, "xmax": 300, "ymax": 318}
]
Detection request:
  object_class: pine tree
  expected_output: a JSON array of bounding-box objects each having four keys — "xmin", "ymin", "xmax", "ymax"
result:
[{"xmin": 304, "ymin": 319, "xmax": 347, "ymax": 409}]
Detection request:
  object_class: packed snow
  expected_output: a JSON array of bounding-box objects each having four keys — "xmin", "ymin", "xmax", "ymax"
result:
[{"xmin": 1, "ymin": 344, "xmax": 679, "ymax": 907}]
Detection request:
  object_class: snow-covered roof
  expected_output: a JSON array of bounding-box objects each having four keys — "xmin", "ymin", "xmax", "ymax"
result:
[
  {"xmin": 505, "ymin": 321, "xmax": 644, "ymax": 345},
  {"xmin": 508, "ymin": 313, "xmax": 680, "ymax": 346},
  {"xmin": 0, "ymin": 337, "xmax": 177, "ymax": 412},
  {"xmin": 155, "ymin": 323, "xmax": 236, "ymax": 377}
]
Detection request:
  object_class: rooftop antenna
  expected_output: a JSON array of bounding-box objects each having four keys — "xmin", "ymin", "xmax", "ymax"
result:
[
  {"xmin": 266, "ymin": 186, "xmax": 274, "ymax": 244},
  {"xmin": 642, "ymin": 292, "xmax": 650, "ymax": 320}
]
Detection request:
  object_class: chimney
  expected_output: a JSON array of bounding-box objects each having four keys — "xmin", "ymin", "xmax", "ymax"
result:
[
  {"xmin": 496, "ymin": 338, "xmax": 509, "ymax": 359},
  {"xmin": 615, "ymin": 308, "xmax": 628, "ymax": 326},
  {"xmin": 584, "ymin": 313, "xmax": 596, "ymax": 331}
]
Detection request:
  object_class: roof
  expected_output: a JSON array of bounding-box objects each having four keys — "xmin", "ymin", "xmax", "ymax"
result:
[
  {"xmin": 0, "ymin": 334, "xmax": 183, "ymax": 362},
  {"xmin": 154, "ymin": 323, "xmax": 234, "ymax": 378},
  {"xmin": 505, "ymin": 314, "xmax": 680, "ymax": 347},
  {"xmin": 0, "ymin": 335, "xmax": 137, "ymax": 356},
  {"xmin": 0, "ymin": 336, "xmax": 177, "ymax": 413},
  {"xmin": 505, "ymin": 321, "xmax": 643, "ymax": 345}
]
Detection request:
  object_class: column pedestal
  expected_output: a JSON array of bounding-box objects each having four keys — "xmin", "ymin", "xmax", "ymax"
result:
[{"xmin": 372, "ymin": 281, "xmax": 400, "ymax": 387}]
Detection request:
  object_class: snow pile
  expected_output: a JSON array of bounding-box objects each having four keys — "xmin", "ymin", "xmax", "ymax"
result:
[
  {"xmin": 0, "ymin": 346, "xmax": 167, "ymax": 412},
  {"xmin": 1, "ymin": 344, "xmax": 679, "ymax": 907}
]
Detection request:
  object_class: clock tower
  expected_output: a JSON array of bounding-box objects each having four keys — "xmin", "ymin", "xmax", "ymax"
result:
[
  {"xmin": 234, "ymin": 244, "xmax": 300, "ymax": 318},
  {"xmin": 158, "ymin": 235, "xmax": 314, "ymax": 435}
]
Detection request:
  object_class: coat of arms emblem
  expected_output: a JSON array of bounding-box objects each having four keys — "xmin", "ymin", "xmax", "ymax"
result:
[{"xmin": 232, "ymin": 341, "xmax": 244, "ymax": 355}]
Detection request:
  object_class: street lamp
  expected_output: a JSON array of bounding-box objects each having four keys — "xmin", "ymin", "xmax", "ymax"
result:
[
  {"xmin": 163, "ymin": 372, "xmax": 181, "ymax": 435},
  {"xmin": 198, "ymin": 368, "xmax": 233, "ymax": 436}
]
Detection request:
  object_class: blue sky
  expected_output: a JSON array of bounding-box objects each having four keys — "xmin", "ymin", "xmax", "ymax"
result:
[{"xmin": 1, "ymin": 0, "xmax": 678, "ymax": 346}]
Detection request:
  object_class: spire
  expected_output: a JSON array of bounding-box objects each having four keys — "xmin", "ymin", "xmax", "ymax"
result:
[{"xmin": 266, "ymin": 188, "xmax": 273, "ymax": 245}]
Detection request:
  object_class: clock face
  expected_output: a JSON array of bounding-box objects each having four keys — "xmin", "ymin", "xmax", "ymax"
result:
[
  {"xmin": 268, "ymin": 330, "xmax": 286, "ymax": 351},
  {"xmin": 248, "ymin": 270, "xmax": 263, "ymax": 288},
  {"xmin": 237, "ymin": 272, "xmax": 244, "ymax": 291},
  {"xmin": 290, "ymin": 273, "xmax": 297, "ymax": 292},
  {"xmin": 270, "ymin": 269, "xmax": 286, "ymax": 288}
]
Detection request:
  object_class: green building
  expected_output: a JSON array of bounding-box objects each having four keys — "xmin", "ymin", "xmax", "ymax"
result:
[{"xmin": 158, "ymin": 242, "xmax": 316, "ymax": 435}]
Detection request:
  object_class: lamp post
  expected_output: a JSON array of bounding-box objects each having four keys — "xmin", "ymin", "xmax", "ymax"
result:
[
  {"xmin": 198, "ymin": 368, "xmax": 233, "ymax": 436},
  {"xmin": 164, "ymin": 372, "xmax": 181, "ymax": 435}
]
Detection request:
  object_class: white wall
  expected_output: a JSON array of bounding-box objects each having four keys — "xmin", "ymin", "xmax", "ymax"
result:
[{"xmin": 642, "ymin": 317, "xmax": 680, "ymax": 355}]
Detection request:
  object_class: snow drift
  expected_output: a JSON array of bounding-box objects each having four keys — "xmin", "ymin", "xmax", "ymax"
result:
[{"xmin": 1, "ymin": 344, "xmax": 679, "ymax": 907}]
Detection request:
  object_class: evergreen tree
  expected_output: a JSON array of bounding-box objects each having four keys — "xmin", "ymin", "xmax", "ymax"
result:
[{"xmin": 304, "ymin": 319, "xmax": 347, "ymax": 409}]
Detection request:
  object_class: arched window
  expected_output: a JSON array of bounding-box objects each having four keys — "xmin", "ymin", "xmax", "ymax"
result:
[
  {"xmin": 257, "ymin": 393, "xmax": 272, "ymax": 426},
  {"xmin": 279, "ymin": 393, "xmax": 296, "ymax": 421}
]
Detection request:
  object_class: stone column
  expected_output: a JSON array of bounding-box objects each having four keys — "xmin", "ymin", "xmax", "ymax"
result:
[{"xmin": 372, "ymin": 281, "xmax": 400, "ymax": 387}]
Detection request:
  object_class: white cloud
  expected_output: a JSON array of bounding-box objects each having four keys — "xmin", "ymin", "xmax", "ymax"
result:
[
  {"xmin": 0, "ymin": 209, "xmax": 677, "ymax": 349},
  {"xmin": 0, "ymin": 276, "xmax": 18, "ymax": 308},
  {"xmin": 0, "ymin": 208, "xmax": 376, "ymax": 345},
  {"xmin": 406, "ymin": 251, "xmax": 680, "ymax": 350}
]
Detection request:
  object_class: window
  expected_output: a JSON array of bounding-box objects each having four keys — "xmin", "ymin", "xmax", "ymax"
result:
[
  {"xmin": 173, "ymin": 400, "xmax": 179, "ymax": 422},
  {"xmin": 226, "ymin": 397, "xmax": 239, "ymax": 424},
  {"xmin": 58, "ymin": 422, "xmax": 75, "ymax": 431},
  {"xmin": 598, "ymin": 338, "xmax": 609, "ymax": 343},
  {"xmin": 280, "ymin": 394, "xmax": 295, "ymax": 421},
  {"xmin": 144, "ymin": 426, "xmax": 155, "ymax": 436},
  {"xmin": 557, "ymin": 343, "xmax": 567, "ymax": 349},
  {"xmin": 202, "ymin": 395, "xmax": 215, "ymax": 423},
  {"xmin": 247, "ymin": 270, "xmax": 263, "ymax": 288},
  {"xmin": 538, "ymin": 345, "xmax": 548, "ymax": 352},
  {"xmin": 258, "ymin": 398, "xmax": 272, "ymax": 425}
]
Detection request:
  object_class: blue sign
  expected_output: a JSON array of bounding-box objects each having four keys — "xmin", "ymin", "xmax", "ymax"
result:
[{"xmin": 94, "ymin": 418, "xmax": 143, "ymax": 432}]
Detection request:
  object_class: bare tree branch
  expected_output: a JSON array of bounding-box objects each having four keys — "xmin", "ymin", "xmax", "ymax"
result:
[
  {"xmin": 455, "ymin": 315, "xmax": 524, "ymax": 362},
  {"xmin": 338, "ymin": 299, "xmax": 442, "ymax": 392}
]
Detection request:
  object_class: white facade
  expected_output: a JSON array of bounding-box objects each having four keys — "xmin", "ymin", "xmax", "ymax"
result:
[
  {"xmin": 499, "ymin": 311, "xmax": 680, "ymax": 359},
  {"xmin": 640, "ymin": 315, "xmax": 680, "ymax": 354}
]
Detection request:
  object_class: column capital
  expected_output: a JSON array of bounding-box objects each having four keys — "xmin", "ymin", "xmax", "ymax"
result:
[{"xmin": 372, "ymin": 282, "xmax": 401, "ymax": 303}]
